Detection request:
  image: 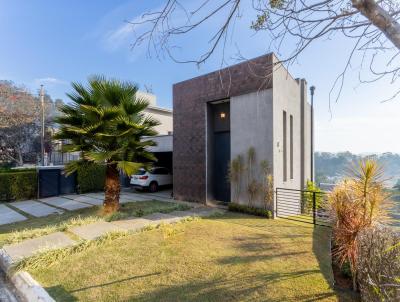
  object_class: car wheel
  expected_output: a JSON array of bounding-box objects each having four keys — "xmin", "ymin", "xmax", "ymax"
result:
[{"xmin": 149, "ymin": 182, "xmax": 158, "ymax": 193}]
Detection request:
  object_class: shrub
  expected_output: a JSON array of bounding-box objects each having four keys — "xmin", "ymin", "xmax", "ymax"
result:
[
  {"xmin": 357, "ymin": 226, "xmax": 400, "ymax": 301},
  {"xmin": 301, "ymin": 180, "xmax": 323, "ymax": 214},
  {"xmin": 228, "ymin": 155, "xmax": 244, "ymax": 203},
  {"xmin": 260, "ymin": 160, "xmax": 274, "ymax": 211},
  {"xmin": 228, "ymin": 202, "xmax": 272, "ymax": 218},
  {"xmin": 76, "ymin": 163, "xmax": 106, "ymax": 193},
  {"xmin": 330, "ymin": 159, "xmax": 389, "ymax": 290},
  {"xmin": 0, "ymin": 170, "xmax": 37, "ymax": 202}
]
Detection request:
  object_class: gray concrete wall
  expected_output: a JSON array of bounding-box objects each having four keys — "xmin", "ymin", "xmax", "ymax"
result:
[
  {"xmin": 230, "ymin": 89, "xmax": 274, "ymax": 208},
  {"xmin": 272, "ymin": 59, "xmax": 303, "ymax": 194}
]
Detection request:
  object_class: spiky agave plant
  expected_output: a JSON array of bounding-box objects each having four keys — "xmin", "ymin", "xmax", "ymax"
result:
[
  {"xmin": 54, "ymin": 76, "xmax": 159, "ymax": 213},
  {"xmin": 330, "ymin": 159, "xmax": 389, "ymax": 290}
]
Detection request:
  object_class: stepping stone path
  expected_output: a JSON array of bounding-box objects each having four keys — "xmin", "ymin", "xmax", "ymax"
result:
[
  {"xmin": 11, "ymin": 200, "xmax": 63, "ymax": 217},
  {"xmin": 69, "ymin": 221, "xmax": 125, "ymax": 240},
  {"xmin": 110, "ymin": 218, "xmax": 151, "ymax": 231},
  {"xmin": 70, "ymin": 195, "xmax": 104, "ymax": 206},
  {"xmin": 0, "ymin": 205, "xmax": 27, "ymax": 225},
  {"xmin": 3, "ymin": 232, "xmax": 75, "ymax": 261},
  {"xmin": 83, "ymin": 192, "xmax": 104, "ymax": 200},
  {"xmin": 142, "ymin": 212, "xmax": 182, "ymax": 225},
  {"xmin": 40, "ymin": 197, "xmax": 92, "ymax": 211},
  {"xmin": 0, "ymin": 207, "xmax": 225, "ymax": 267}
]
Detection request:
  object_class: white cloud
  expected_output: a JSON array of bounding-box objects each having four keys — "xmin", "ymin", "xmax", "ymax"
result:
[
  {"xmin": 98, "ymin": 1, "xmax": 158, "ymax": 54},
  {"xmin": 34, "ymin": 77, "xmax": 67, "ymax": 86}
]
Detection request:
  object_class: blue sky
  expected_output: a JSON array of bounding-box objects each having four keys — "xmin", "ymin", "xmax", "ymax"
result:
[{"xmin": 0, "ymin": 0, "xmax": 399, "ymax": 153}]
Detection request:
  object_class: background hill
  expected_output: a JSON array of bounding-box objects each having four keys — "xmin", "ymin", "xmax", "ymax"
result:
[{"xmin": 315, "ymin": 152, "xmax": 400, "ymax": 188}]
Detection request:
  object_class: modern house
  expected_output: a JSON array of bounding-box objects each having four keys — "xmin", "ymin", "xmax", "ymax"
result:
[
  {"xmin": 172, "ymin": 53, "xmax": 312, "ymax": 211},
  {"xmin": 137, "ymin": 91, "xmax": 173, "ymax": 135},
  {"xmin": 137, "ymin": 91, "xmax": 174, "ymax": 171}
]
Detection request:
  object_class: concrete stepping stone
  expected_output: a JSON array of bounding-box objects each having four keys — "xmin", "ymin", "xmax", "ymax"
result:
[
  {"xmin": 40, "ymin": 197, "xmax": 92, "ymax": 211},
  {"xmin": 69, "ymin": 221, "xmax": 125, "ymax": 240},
  {"xmin": 143, "ymin": 195, "xmax": 174, "ymax": 203},
  {"xmin": 119, "ymin": 196, "xmax": 146, "ymax": 204},
  {"xmin": 144, "ymin": 192, "xmax": 173, "ymax": 200},
  {"xmin": 120, "ymin": 193, "xmax": 149, "ymax": 201},
  {"xmin": 0, "ymin": 205, "xmax": 27, "ymax": 225},
  {"xmin": 83, "ymin": 192, "xmax": 104, "ymax": 200},
  {"xmin": 187, "ymin": 207, "xmax": 226, "ymax": 217},
  {"xmin": 110, "ymin": 218, "xmax": 151, "ymax": 231},
  {"xmin": 142, "ymin": 212, "xmax": 181, "ymax": 224},
  {"xmin": 3, "ymin": 232, "xmax": 75, "ymax": 261},
  {"xmin": 11, "ymin": 200, "xmax": 63, "ymax": 217},
  {"xmin": 69, "ymin": 195, "xmax": 103, "ymax": 206},
  {"xmin": 168, "ymin": 210, "xmax": 196, "ymax": 219}
]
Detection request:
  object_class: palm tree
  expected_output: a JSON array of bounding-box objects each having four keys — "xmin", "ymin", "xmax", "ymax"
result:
[{"xmin": 54, "ymin": 76, "xmax": 159, "ymax": 213}]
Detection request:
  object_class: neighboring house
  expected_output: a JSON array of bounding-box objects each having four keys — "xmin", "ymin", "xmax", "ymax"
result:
[
  {"xmin": 172, "ymin": 53, "xmax": 313, "ymax": 211},
  {"xmin": 137, "ymin": 91, "xmax": 173, "ymax": 135}
]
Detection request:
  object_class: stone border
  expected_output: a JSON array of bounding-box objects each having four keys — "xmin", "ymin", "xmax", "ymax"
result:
[{"xmin": 0, "ymin": 249, "xmax": 54, "ymax": 302}]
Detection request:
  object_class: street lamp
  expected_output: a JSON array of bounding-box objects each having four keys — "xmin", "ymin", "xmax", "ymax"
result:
[
  {"xmin": 310, "ymin": 85, "xmax": 315, "ymax": 182},
  {"xmin": 40, "ymin": 85, "xmax": 45, "ymax": 166}
]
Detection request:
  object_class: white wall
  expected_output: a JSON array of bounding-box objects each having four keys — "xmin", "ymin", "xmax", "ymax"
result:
[
  {"xmin": 144, "ymin": 107, "xmax": 173, "ymax": 135},
  {"xmin": 272, "ymin": 59, "xmax": 303, "ymax": 192},
  {"xmin": 230, "ymin": 89, "xmax": 274, "ymax": 207},
  {"xmin": 143, "ymin": 135, "xmax": 173, "ymax": 152},
  {"xmin": 137, "ymin": 91, "xmax": 157, "ymax": 106}
]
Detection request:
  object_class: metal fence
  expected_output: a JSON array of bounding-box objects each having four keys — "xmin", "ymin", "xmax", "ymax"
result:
[{"xmin": 276, "ymin": 188, "xmax": 332, "ymax": 227}]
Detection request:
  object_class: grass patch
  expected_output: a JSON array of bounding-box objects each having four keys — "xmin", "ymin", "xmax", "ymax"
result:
[
  {"xmin": 0, "ymin": 200, "xmax": 191, "ymax": 247},
  {"xmin": 26, "ymin": 213, "xmax": 357, "ymax": 302}
]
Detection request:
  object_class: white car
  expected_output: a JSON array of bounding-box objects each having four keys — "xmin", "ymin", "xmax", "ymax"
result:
[{"xmin": 130, "ymin": 167, "xmax": 172, "ymax": 192}]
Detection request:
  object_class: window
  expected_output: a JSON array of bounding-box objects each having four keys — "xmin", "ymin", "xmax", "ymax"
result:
[
  {"xmin": 151, "ymin": 168, "xmax": 169, "ymax": 175},
  {"xmin": 290, "ymin": 115, "xmax": 294, "ymax": 179},
  {"xmin": 283, "ymin": 111, "xmax": 287, "ymax": 182}
]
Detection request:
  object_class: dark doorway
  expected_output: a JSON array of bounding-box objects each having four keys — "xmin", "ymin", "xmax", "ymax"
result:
[
  {"xmin": 211, "ymin": 101, "xmax": 231, "ymax": 203},
  {"xmin": 213, "ymin": 131, "xmax": 230, "ymax": 202}
]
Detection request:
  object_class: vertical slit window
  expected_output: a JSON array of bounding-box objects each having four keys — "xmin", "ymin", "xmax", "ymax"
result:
[
  {"xmin": 283, "ymin": 111, "xmax": 287, "ymax": 182},
  {"xmin": 290, "ymin": 114, "xmax": 293, "ymax": 179}
]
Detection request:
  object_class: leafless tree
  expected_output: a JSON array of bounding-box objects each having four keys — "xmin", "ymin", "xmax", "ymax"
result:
[
  {"xmin": 128, "ymin": 0, "xmax": 400, "ymax": 101},
  {"xmin": 0, "ymin": 81, "xmax": 54, "ymax": 166}
]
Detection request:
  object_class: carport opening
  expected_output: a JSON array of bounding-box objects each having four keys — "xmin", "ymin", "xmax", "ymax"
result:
[{"xmin": 153, "ymin": 152, "xmax": 172, "ymax": 172}]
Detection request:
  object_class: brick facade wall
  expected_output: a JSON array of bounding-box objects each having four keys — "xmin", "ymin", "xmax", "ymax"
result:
[{"xmin": 173, "ymin": 54, "xmax": 274, "ymax": 203}]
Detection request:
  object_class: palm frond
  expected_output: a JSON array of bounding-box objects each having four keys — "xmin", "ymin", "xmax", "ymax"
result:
[{"xmin": 117, "ymin": 161, "xmax": 143, "ymax": 176}]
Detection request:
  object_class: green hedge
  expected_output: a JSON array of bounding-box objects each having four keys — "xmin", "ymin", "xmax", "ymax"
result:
[
  {"xmin": 228, "ymin": 203, "xmax": 273, "ymax": 218},
  {"xmin": 76, "ymin": 164, "xmax": 106, "ymax": 193},
  {"xmin": 0, "ymin": 170, "xmax": 38, "ymax": 202}
]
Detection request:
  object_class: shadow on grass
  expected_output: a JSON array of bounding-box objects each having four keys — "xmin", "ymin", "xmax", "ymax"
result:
[
  {"xmin": 46, "ymin": 272, "xmax": 161, "ymax": 302},
  {"xmin": 312, "ymin": 225, "xmax": 359, "ymax": 301},
  {"xmin": 218, "ymin": 251, "xmax": 308, "ymax": 265},
  {"xmin": 126, "ymin": 270, "xmax": 334, "ymax": 302},
  {"xmin": 70, "ymin": 272, "xmax": 161, "ymax": 293}
]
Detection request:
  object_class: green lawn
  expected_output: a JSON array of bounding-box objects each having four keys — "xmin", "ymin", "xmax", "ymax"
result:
[
  {"xmin": 0, "ymin": 200, "xmax": 190, "ymax": 247},
  {"xmin": 24, "ymin": 213, "xmax": 357, "ymax": 302}
]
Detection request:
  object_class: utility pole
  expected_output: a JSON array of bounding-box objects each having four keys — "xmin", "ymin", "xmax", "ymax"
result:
[
  {"xmin": 310, "ymin": 85, "xmax": 315, "ymax": 182},
  {"xmin": 40, "ymin": 85, "xmax": 45, "ymax": 166}
]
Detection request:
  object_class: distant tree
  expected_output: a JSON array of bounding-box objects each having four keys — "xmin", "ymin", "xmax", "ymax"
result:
[
  {"xmin": 0, "ymin": 81, "xmax": 53, "ymax": 166},
  {"xmin": 54, "ymin": 76, "xmax": 159, "ymax": 213}
]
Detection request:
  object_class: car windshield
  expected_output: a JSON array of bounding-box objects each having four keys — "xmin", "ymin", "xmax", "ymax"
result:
[{"xmin": 135, "ymin": 169, "xmax": 146, "ymax": 175}]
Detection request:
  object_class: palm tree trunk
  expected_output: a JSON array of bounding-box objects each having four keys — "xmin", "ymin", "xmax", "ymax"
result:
[{"xmin": 104, "ymin": 163, "xmax": 120, "ymax": 213}]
